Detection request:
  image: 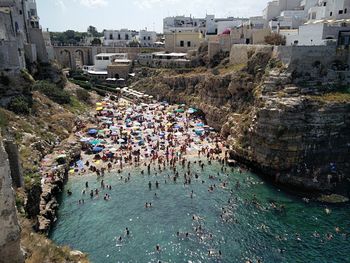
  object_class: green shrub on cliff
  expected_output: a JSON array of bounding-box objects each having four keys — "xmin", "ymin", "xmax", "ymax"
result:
[
  {"xmin": 76, "ymin": 88, "xmax": 91, "ymax": 102},
  {"xmin": 7, "ymin": 96, "xmax": 31, "ymax": 114},
  {"xmin": 24, "ymin": 173, "xmax": 41, "ymax": 190},
  {"xmin": 33, "ymin": 80, "xmax": 71, "ymax": 104}
]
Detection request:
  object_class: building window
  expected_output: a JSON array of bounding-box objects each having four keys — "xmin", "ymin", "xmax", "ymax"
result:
[
  {"xmin": 180, "ymin": 41, "xmax": 184, "ymax": 47},
  {"xmin": 339, "ymin": 10, "xmax": 343, "ymax": 14},
  {"xmin": 187, "ymin": 41, "xmax": 191, "ymax": 47},
  {"xmin": 109, "ymin": 34, "xmax": 113, "ymax": 40},
  {"xmin": 323, "ymin": 2, "xmax": 326, "ymax": 6},
  {"xmin": 330, "ymin": 12, "xmax": 333, "ymax": 16},
  {"xmin": 345, "ymin": 8, "xmax": 348, "ymax": 14},
  {"xmin": 148, "ymin": 36, "xmax": 151, "ymax": 40},
  {"xmin": 118, "ymin": 34, "xmax": 121, "ymax": 40},
  {"xmin": 125, "ymin": 34, "xmax": 129, "ymax": 40},
  {"xmin": 312, "ymin": 12, "xmax": 316, "ymax": 19},
  {"xmin": 144, "ymin": 36, "xmax": 146, "ymax": 40}
]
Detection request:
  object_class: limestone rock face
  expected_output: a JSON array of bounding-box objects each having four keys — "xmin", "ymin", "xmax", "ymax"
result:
[
  {"xmin": 0, "ymin": 139, "xmax": 24, "ymax": 263},
  {"xmin": 132, "ymin": 55, "xmax": 350, "ymax": 194}
]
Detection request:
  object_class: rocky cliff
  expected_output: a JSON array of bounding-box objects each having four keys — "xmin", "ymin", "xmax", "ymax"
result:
[
  {"xmin": 0, "ymin": 137, "xmax": 24, "ymax": 263},
  {"xmin": 132, "ymin": 47, "xmax": 350, "ymax": 195}
]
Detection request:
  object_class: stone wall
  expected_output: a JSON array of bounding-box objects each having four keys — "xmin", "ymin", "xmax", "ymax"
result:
[
  {"xmin": 0, "ymin": 138, "xmax": 24, "ymax": 263},
  {"xmin": 229, "ymin": 44, "xmax": 274, "ymax": 66},
  {"xmin": 208, "ymin": 42, "xmax": 221, "ymax": 60},
  {"xmin": 273, "ymin": 45, "xmax": 350, "ymax": 70},
  {"xmin": 0, "ymin": 40, "xmax": 24, "ymax": 71},
  {"xmin": 28, "ymin": 28, "xmax": 49, "ymax": 63}
]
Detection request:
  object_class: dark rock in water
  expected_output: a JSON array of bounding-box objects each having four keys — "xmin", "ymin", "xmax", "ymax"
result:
[{"xmin": 317, "ymin": 194, "xmax": 349, "ymax": 204}]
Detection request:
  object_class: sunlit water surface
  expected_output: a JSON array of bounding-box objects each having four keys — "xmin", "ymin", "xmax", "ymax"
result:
[{"xmin": 50, "ymin": 160, "xmax": 350, "ymax": 263}]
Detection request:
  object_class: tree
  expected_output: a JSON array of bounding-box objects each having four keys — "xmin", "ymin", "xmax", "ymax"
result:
[
  {"xmin": 87, "ymin": 26, "xmax": 99, "ymax": 37},
  {"xmin": 91, "ymin": 38, "xmax": 102, "ymax": 46},
  {"xmin": 264, "ymin": 33, "xmax": 286, "ymax": 46}
]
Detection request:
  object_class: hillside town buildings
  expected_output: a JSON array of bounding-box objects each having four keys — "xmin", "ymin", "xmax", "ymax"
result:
[
  {"xmin": 103, "ymin": 29, "xmax": 138, "ymax": 47},
  {"xmin": 0, "ymin": 0, "xmax": 48, "ymax": 72},
  {"xmin": 2, "ymin": 0, "xmax": 350, "ymax": 74}
]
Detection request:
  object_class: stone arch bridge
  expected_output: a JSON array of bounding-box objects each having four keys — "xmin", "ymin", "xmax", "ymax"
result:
[
  {"xmin": 53, "ymin": 46, "xmax": 165, "ymax": 70},
  {"xmin": 53, "ymin": 46, "xmax": 92, "ymax": 70}
]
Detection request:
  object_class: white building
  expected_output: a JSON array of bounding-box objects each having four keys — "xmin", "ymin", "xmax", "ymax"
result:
[
  {"xmin": 94, "ymin": 53, "xmax": 128, "ymax": 71},
  {"xmin": 247, "ymin": 16, "xmax": 267, "ymax": 29},
  {"xmin": 216, "ymin": 18, "xmax": 248, "ymax": 34},
  {"xmin": 103, "ymin": 29, "xmax": 138, "ymax": 47},
  {"xmin": 139, "ymin": 30, "xmax": 157, "ymax": 47},
  {"xmin": 0, "ymin": 0, "xmax": 48, "ymax": 71},
  {"xmin": 163, "ymin": 15, "xmax": 248, "ymax": 36},
  {"xmin": 307, "ymin": 0, "xmax": 350, "ymax": 21},
  {"xmin": 86, "ymin": 53, "xmax": 130, "ymax": 79},
  {"xmin": 263, "ymin": 0, "xmax": 302, "ymax": 21},
  {"xmin": 269, "ymin": 10, "xmax": 305, "ymax": 31},
  {"xmin": 163, "ymin": 16, "xmax": 206, "ymax": 34},
  {"xmin": 282, "ymin": 0, "xmax": 350, "ymax": 45}
]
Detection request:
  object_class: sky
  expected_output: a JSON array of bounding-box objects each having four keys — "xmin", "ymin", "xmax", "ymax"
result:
[{"xmin": 37, "ymin": 0, "xmax": 271, "ymax": 33}]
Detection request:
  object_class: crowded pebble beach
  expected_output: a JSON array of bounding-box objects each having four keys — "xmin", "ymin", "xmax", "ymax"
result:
[{"xmin": 71, "ymin": 95, "xmax": 227, "ymax": 177}]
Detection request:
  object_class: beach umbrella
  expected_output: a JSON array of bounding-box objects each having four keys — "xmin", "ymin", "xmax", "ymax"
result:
[
  {"xmin": 196, "ymin": 123, "xmax": 204, "ymax": 127},
  {"xmin": 80, "ymin": 138, "xmax": 90, "ymax": 143},
  {"xmin": 87, "ymin": 129, "xmax": 98, "ymax": 135},
  {"xmin": 96, "ymin": 107, "xmax": 103, "ymax": 111},
  {"xmin": 118, "ymin": 139, "xmax": 125, "ymax": 143},
  {"xmin": 111, "ymin": 132, "xmax": 118, "ymax": 136},
  {"xmin": 96, "ymin": 102, "xmax": 102, "ymax": 106},
  {"xmin": 56, "ymin": 154, "xmax": 67, "ymax": 160},
  {"xmin": 176, "ymin": 109, "xmax": 185, "ymax": 113},
  {"xmin": 89, "ymin": 139, "xmax": 101, "ymax": 145},
  {"xmin": 92, "ymin": 146, "xmax": 103, "ymax": 153}
]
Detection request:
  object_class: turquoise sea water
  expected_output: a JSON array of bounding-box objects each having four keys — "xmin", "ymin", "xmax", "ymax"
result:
[{"xmin": 50, "ymin": 160, "xmax": 350, "ymax": 263}]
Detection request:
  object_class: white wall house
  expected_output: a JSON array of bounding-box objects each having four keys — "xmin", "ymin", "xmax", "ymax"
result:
[
  {"xmin": 139, "ymin": 30, "xmax": 157, "ymax": 47},
  {"xmin": 216, "ymin": 18, "xmax": 248, "ymax": 34},
  {"xmin": 285, "ymin": 0, "xmax": 350, "ymax": 46},
  {"xmin": 247, "ymin": 16, "xmax": 267, "ymax": 29},
  {"xmin": 104, "ymin": 29, "xmax": 137, "ymax": 47},
  {"xmin": 163, "ymin": 15, "xmax": 248, "ymax": 36},
  {"xmin": 94, "ymin": 53, "xmax": 127, "ymax": 70},
  {"xmin": 307, "ymin": 0, "xmax": 350, "ymax": 21},
  {"xmin": 263, "ymin": 0, "xmax": 302, "ymax": 21},
  {"xmin": 163, "ymin": 16, "xmax": 206, "ymax": 34}
]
